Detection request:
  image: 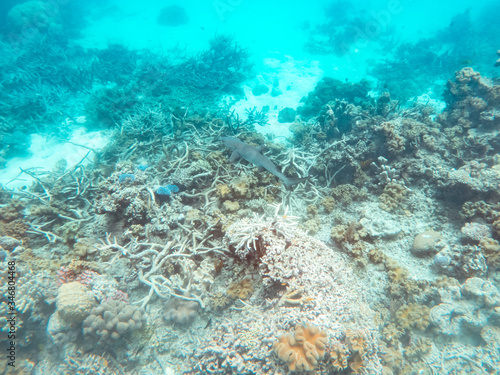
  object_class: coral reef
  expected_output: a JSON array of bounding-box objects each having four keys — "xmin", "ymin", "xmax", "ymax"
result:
[
  {"xmin": 1, "ymin": 19, "xmax": 500, "ymax": 373},
  {"xmin": 157, "ymin": 5, "xmax": 189, "ymax": 27}
]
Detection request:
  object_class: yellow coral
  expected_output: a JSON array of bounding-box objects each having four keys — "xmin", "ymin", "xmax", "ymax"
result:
[
  {"xmin": 222, "ymin": 200, "xmax": 240, "ymax": 212},
  {"xmin": 380, "ymin": 345, "xmax": 403, "ymax": 370},
  {"xmin": 321, "ymin": 196, "xmax": 336, "ymax": 213},
  {"xmin": 405, "ymin": 337, "xmax": 432, "ymax": 361},
  {"xmin": 185, "ymin": 209, "xmax": 202, "ymax": 224},
  {"xmin": 396, "ymin": 303, "xmax": 430, "ymax": 331},
  {"xmin": 432, "ymin": 276, "xmax": 460, "ymax": 288},
  {"xmin": 349, "ymin": 352, "xmax": 365, "ymax": 374},
  {"xmin": 382, "ymin": 323, "xmax": 403, "ymax": 346},
  {"xmin": 227, "ymin": 278, "xmax": 253, "ymax": 300},
  {"xmin": 369, "ymin": 248, "xmax": 387, "ymax": 264},
  {"xmin": 379, "ymin": 182, "xmax": 407, "ymax": 212},
  {"xmin": 493, "ymin": 219, "xmax": 500, "ymax": 237},
  {"xmin": 387, "ymin": 266, "xmax": 409, "ymax": 283},
  {"xmin": 302, "ymin": 219, "xmax": 319, "ymax": 234},
  {"xmin": 231, "ymin": 180, "xmax": 248, "ymax": 197},
  {"xmin": 273, "ymin": 323, "xmax": 328, "ymax": 372},
  {"xmin": 480, "ymin": 238, "xmax": 500, "ymax": 268},
  {"xmin": 216, "ymin": 184, "xmax": 231, "ymax": 198},
  {"xmin": 306, "ymin": 204, "xmax": 318, "ymax": 217}
]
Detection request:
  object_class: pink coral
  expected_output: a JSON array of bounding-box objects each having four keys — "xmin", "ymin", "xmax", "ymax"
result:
[
  {"xmin": 76, "ymin": 270, "xmax": 99, "ymax": 286},
  {"xmin": 56, "ymin": 266, "xmax": 75, "ymax": 286}
]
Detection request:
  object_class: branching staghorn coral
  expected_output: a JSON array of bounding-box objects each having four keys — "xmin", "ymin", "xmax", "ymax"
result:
[
  {"xmin": 97, "ymin": 225, "xmax": 228, "ymax": 308},
  {"xmin": 5, "ymin": 151, "xmax": 98, "ymax": 243},
  {"xmin": 224, "ymin": 204, "xmax": 300, "ymax": 259}
]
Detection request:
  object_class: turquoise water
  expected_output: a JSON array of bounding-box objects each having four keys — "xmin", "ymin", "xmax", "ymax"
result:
[{"xmin": 0, "ymin": 1, "xmax": 499, "ymax": 374}]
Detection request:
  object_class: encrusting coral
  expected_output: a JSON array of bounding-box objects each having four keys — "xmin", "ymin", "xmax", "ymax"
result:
[{"xmin": 273, "ymin": 322, "xmax": 328, "ymax": 372}]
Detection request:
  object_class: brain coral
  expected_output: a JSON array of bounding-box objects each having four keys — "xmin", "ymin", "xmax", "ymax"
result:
[
  {"xmin": 56, "ymin": 282, "xmax": 97, "ymax": 324},
  {"xmin": 273, "ymin": 322, "xmax": 328, "ymax": 371}
]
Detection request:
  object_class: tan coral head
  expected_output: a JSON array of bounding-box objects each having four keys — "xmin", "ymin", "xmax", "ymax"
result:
[{"xmin": 273, "ymin": 322, "xmax": 328, "ymax": 371}]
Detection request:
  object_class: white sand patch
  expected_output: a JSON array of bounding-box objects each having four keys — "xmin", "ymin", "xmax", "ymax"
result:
[
  {"xmin": 1, "ymin": 127, "xmax": 110, "ymax": 190},
  {"xmin": 229, "ymin": 56, "xmax": 323, "ymax": 143}
]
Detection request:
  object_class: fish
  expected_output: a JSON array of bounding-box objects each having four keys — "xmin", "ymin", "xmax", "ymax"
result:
[{"xmin": 221, "ymin": 137, "xmax": 307, "ymax": 189}]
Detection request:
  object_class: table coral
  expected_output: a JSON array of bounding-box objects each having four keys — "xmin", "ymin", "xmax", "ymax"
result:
[{"xmin": 273, "ymin": 322, "xmax": 328, "ymax": 371}]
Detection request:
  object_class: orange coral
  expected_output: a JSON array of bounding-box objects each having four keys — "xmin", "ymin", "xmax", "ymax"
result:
[{"xmin": 273, "ymin": 323, "xmax": 328, "ymax": 371}]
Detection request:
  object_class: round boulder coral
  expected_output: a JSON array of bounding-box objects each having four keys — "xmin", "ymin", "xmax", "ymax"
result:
[{"xmin": 56, "ymin": 282, "xmax": 97, "ymax": 324}]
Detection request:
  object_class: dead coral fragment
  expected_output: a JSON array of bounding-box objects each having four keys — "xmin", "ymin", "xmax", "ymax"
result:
[
  {"xmin": 273, "ymin": 323, "xmax": 328, "ymax": 371},
  {"xmin": 227, "ymin": 278, "xmax": 253, "ymax": 300}
]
